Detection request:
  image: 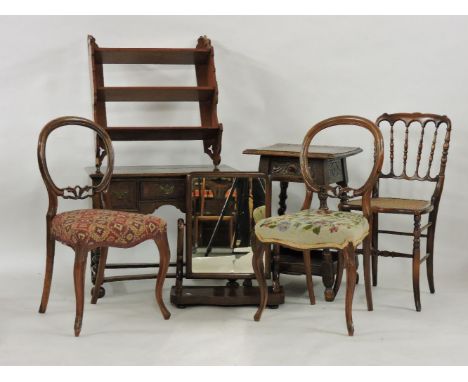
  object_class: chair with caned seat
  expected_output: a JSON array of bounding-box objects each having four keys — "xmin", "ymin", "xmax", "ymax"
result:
[
  {"xmin": 340, "ymin": 113, "xmax": 452, "ymax": 311},
  {"xmin": 251, "ymin": 116, "xmax": 384, "ymax": 336},
  {"xmin": 37, "ymin": 116, "xmax": 171, "ymax": 337}
]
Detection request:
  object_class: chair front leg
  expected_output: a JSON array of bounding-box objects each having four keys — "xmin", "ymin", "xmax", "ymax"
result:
[
  {"xmin": 251, "ymin": 234, "xmax": 268, "ymax": 321},
  {"xmin": 154, "ymin": 234, "xmax": 171, "ymax": 320},
  {"xmin": 426, "ymin": 213, "xmax": 436, "ymax": 294},
  {"xmin": 39, "ymin": 234, "xmax": 56, "ymax": 313},
  {"xmin": 91, "ymin": 247, "xmax": 108, "ymax": 304},
  {"xmin": 73, "ymin": 247, "xmax": 88, "ymax": 337},
  {"xmin": 343, "ymin": 243, "xmax": 357, "ymax": 336},
  {"xmin": 362, "ymin": 235, "xmax": 373, "ymax": 311},
  {"xmin": 413, "ymin": 214, "xmax": 422, "ymax": 312},
  {"xmin": 332, "ymin": 250, "xmax": 344, "ymax": 296}
]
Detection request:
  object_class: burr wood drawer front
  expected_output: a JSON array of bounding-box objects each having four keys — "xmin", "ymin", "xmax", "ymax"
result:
[
  {"xmin": 140, "ymin": 179, "xmax": 186, "ymax": 200},
  {"xmin": 109, "ymin": 180, "xmax": 138, "ymax": 210}
]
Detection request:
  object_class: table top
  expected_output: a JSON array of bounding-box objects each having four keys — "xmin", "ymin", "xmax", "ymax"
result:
[
  {"xmin": 243, "ymin": 143, "xmax": 362, "ymax": 159},
  {"xmin": 87, "ymin": 164, "xmax": 238, "ymax": 178}
]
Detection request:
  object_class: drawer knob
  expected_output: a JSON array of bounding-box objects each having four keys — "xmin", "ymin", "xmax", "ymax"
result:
[
  {"xmin": 112, "ymin": 190, "xmax": 129, "ymax": 200},
  {"xmin": 159, "ymin": 184, "xmax": 175, "ymax": 195}
]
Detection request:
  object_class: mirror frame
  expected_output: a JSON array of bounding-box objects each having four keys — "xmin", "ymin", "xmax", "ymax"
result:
[{"xmin": 185, "ymin": 171, "xmax": 271, "ymax": 279}]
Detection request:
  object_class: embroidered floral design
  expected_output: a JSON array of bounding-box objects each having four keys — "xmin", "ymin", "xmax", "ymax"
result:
[{"xmin": 255, "ymin": 209, "xmax": 369, "ymax": 249}]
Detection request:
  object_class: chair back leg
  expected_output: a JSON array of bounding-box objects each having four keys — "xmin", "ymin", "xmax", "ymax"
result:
[
  {"xmin": 371, "ymin": 212, "xmax": 379, "ymax": 286},
  {"xmin": 39, "ymin": 235, "xmax": 56, "ymax": 313},
  {"xmin": 362, "ymin": 235, "xmax": 373, "ymax": 311}
]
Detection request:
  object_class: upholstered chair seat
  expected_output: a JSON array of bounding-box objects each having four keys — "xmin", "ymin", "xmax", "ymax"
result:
[
  {"xmin": 255, "ymin": 209, "xmax": 369, "ymax": 250},
  {"xmin": 51, "ymin": 209, "xmax": 167, "ymax": 249}
]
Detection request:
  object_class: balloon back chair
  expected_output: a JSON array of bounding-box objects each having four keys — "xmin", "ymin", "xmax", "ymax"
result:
[
  {"xmin": 37, "ymin": 116, "xmax": 171, "ymax": 337},
  {"xmin": 341, "ymin": 113, "xmax": 452, "ymax": 311},
  {"xmin": 251, "ymin": 116, "xmax": 384, "ymax": 336}
]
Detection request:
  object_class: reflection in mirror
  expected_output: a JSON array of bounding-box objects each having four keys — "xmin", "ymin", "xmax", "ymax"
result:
[{"xmin": 190, "ymin": 176, "xmax": 266, "ymax": 275}]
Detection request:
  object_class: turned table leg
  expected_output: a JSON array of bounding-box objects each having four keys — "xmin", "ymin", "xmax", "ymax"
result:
[
  {"xmin": 90, "ymin": 248, "xmax": 105, "ymax": 299},
  {"xmin": 278, "ymin": 181, "xmax": 289, "ymax": 215},
  {"xmin": 321, "ymin": 249, "xmax": 336, "ymax": 301}
]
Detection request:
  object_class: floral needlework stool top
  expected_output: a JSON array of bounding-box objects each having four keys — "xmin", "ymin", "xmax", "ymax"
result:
[
  {"xmin": 51, "ymin": 209, "xmax": 167, "ymax": 249},
  {"xmin": 255, "ymin": 209, "xmax": 369, "ymax": 250}
]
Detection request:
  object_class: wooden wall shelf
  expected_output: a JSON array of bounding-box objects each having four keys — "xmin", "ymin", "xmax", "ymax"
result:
[{"xmin": 88, "ymin": 35, "xmax": 223, "ymax": 170}]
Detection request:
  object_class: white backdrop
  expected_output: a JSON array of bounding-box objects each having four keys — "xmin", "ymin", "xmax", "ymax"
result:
[{"xmin": 0, "ymin": 16, "xmax": 467, "ymax": 365}]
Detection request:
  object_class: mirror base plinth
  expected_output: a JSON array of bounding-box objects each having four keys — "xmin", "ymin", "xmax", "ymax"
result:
[{"xmin": 170, "ymin": 285, "xmax": 285, "ymax": 307}]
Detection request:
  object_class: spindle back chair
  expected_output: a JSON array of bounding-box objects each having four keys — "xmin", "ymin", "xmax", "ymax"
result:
[{"xmin": 342, "ymin": 112, "xmax": 451, "ymax": 311}]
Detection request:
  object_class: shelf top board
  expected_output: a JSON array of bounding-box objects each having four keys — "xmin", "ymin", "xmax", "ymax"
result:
[
  {"xmin": 242, "ymin": 143, "xmax": 363, "ymax": 159},
  {"xmin": 95, "ymin": 48, "xmax": 211, "ymax": 65}
]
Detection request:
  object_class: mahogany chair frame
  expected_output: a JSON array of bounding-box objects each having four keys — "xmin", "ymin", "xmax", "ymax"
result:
[
  {"xmin": 341, "ymin": 113, "xmax": 452, "ymax": 311},
  {"xmin": 37, "ymin": 116, "xmax": 171, "ymax": 336},
  {"xmin": 252, "ymin": 116, "xmax": 384, "ymax": 336}
]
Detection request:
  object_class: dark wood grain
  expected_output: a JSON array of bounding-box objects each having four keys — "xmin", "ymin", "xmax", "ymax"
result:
[
  {"xmin": 95, "ymin": 48, "xmax": 210, "ymax": 65},
  {"xmin": 243, "ymin": 143, "xmax": 362, "ymax": 159},
  {"xmin": 106, "ymin": 126, "xmax": 221, "ymax": 141}
]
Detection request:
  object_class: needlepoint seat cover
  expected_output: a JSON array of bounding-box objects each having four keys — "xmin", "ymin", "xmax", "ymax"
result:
[
  {"xmin": 255, "ymin": 209, "xmax": 369, "ymax": 250},
  {"xmin": 51, "ymin": 209, "xmax": 167, "ymax": 248}
]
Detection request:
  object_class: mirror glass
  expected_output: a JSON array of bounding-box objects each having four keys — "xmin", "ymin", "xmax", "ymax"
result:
[{"xmin": 189, "ymin": 174, "xmax": 267, "ymax": 276}]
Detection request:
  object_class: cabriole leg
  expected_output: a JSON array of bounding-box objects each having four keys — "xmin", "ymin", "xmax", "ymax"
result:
[
  {"xmin": 73, "ymin": 248, "xmax": 88, "ymax": 337},
  {"xmin": 155, "ymin": 234, "xmax": 171, "ymax": 320}
]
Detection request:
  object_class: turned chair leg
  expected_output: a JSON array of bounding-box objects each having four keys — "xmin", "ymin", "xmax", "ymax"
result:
[
  {"xmin": 332, "ymin": 250, "xmax": 344, "ymax": 296},
  {"xmin": 412, "ymin": 214, "xmax": 422, "ymax": 312},
  {"xmin": 91, "ymin": 247, "xmax": 108, "ymax": 304},
  {"xmin": 39, "ymin": 235, "xmax": 56, "ymax": 314},
  {"xmin": 343, "ymin": 243, "xmax": 357, "ymax": 336},
  {"xmin": 371, "ymin": 212, "xmax": 379, "ymax": 287},
  {"xmin": 251, "ymin": 234, "xmax": 268, "ymax": 321},
  {"xmin": 73, "ymin": 248, "xmax": 88, "ymax": 337},
  {"xmin": 362, "ymin": 236, "xmax": 373, "ymax": 311},
  {"xmin": 302, "ymin": 250, "xmax": 316, "ymax": 305},
  {"xmin": 154, "ymin": 234, "xmax": 171, "ymax": 320},
  {"xmin": 426, "ymin": 218, "xmax": 436, "ymax": 294}
]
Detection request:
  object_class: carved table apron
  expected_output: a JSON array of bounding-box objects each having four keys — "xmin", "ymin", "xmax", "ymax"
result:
[{"xmin": 243, "ymin": 143, "xmax": 362, "ymax": 301}]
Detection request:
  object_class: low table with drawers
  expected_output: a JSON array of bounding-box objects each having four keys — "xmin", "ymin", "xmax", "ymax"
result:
[{"xmin": 87, "ymin": 164, "xmax": 236, "ymax": 298}]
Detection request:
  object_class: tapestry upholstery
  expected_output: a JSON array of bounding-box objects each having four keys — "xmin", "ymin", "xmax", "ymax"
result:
[
  {"xmin": 255, "ymin": 209, "xmax": 369, "ymax": 250},
  {"xmin": 51, "ymin": 209, "xmax": 167, "ymax": 248}
]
